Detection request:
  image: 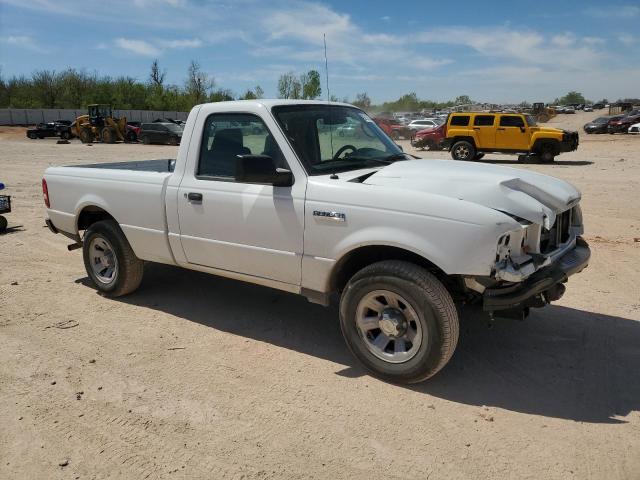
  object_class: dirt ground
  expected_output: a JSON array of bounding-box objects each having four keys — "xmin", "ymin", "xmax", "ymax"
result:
[{"xmin": 1, "ymin": 111, "xmax": 639, "ymax": 479}]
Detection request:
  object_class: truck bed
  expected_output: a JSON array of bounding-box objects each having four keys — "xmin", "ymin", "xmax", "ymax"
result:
[{"xmin": 77, "ymin": 159, "xmax": 175, "ymax": 173}]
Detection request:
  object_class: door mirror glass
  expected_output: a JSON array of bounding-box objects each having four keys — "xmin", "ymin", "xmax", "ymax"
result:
[{"xmin": 235, "ymin": 155, "xmax": 293, "ymax": 186}]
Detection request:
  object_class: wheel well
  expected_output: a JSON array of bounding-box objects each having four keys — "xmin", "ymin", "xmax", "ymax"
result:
[
  {"xmin": 331, "ymin": 245, "xmax": 450, "ymax": 294},
  {"xmin": 533, "ymin": 138, "xmax": 560, "ymax": 154},
  {"xmin": 451, "ymin": 136, "xmax": 476, "ymax": 147},
  {"xmin": 77, "ymin": 206, "xmax": 115, "ymax": 231}
]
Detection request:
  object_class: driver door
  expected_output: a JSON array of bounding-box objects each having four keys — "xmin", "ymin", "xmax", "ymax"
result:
[{"xmin": 177, "ymin": 112, "xmax": 305, "ymax": 286}]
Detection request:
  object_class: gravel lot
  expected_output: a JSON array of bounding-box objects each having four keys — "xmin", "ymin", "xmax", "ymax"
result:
[{"xmin": 1, "ymin": 110, "xmax": 639, "ymax": 479}]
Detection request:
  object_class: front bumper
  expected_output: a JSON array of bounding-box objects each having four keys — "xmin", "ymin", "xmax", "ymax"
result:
[
  {"xmin": 560, "ymin": 131, "xmax": 579, "ymax": 152},
  {"xmin": 483, "ymin": 237, "xmax": 590, "ymax": 311}
]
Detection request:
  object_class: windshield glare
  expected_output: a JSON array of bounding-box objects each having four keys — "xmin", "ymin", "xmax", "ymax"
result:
[{"xmin": 273, "ymin": 105, "xmax": 404, "ymax": 175}]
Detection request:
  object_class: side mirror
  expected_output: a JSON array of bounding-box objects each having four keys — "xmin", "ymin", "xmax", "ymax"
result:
[
  {"xmin": 520, "ymin": 126, "xmax": 526, "ymax": 133},
  {"xmin": 235, "ymin": 155, "xmax": 293, "ymax": 187}
]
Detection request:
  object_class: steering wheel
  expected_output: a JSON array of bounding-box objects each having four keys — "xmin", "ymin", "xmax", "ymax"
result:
[{"xmin": 333, "ymin": 144, "xmax": 357, "ymax": 160}]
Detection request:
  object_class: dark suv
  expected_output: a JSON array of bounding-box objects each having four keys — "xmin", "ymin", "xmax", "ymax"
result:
[{"xmin": 139, "ymin": 122, "xmax": 183, "ymax": 145}]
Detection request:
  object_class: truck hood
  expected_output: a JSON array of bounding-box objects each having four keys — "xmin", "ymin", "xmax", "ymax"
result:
[{"xmin": 362, "ymin": 160, "xmax": 580, "ymax": 226}]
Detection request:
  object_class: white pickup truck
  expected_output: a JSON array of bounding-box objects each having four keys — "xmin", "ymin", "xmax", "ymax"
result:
[{"xmin": 43, "ymin": 100, "xmax": 590, "ymax": 383}]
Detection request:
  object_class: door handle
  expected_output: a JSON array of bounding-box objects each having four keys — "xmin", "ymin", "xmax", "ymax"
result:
[
  {"xmin": 186, "ymin": 192, "xmax": 203, "ymax": 203},
  {"xmin": 473, "ymin": 127, "xmax": 480, "ymax": 130},
  {"xmin": 497, "ymin": 127, "xmax": 505, "ymax": 131}
]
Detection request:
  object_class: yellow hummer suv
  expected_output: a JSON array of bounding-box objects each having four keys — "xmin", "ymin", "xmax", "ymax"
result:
[{"xmin": 443, "ymin": 112, "xmax": 579, "ymax": 163}]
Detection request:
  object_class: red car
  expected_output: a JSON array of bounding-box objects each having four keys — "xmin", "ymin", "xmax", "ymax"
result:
[
  {"xmin": 411, "ymin": 123, "xmax": 447, "ymax": 150},
  {"xmin": 373, "ymin": 117, "xmax": 412, "ymax": 140},
  {"xmin": 607, "ymin": 112, "xmax": 640, "ymax": 134}
]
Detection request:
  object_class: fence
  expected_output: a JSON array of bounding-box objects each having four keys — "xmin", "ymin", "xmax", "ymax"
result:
[{"xmin": 0, "ymin": 108, "xmax": 189, "ymax": 126}]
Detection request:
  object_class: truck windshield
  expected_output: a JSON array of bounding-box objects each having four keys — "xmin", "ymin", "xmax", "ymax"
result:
[{"xmin": 272, "ymin": 105, "xmax": 406, "ymax": 175}]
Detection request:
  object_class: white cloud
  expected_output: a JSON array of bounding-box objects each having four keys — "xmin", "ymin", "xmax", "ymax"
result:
[
  {"xmin": 584, "ymin": 5, "xmax": 640, "ymax": 18},
  {"xmin": 583, "ymin": 36, "xmax": 605, "ymax": 45},
  {"xmin": 114, "ymin": 38, "xmax": 160, "ymax": 56},
  {"xmin": 618, "ymin": 33, "xmax": 635, "ymax": 46},
  {"xmin": 0, "ymin": 35, "xmax": 45, "ymax": 52},
  {"xmin": 551, "ymin": 32, "xmax": 576, "ymax": 48},
  {"xmin": 159, "ymin": 38, "xmax": 202, "ymax": 48}
]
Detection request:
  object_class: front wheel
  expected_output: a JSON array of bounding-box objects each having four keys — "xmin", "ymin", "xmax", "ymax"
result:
[
  {"xmin": 339, "ymin": 260, "xmax": 459, "ymax": 384},
  {"xmin": 450, "ymin": 140, "xmax": 476, "ymax": 161},
  {"xmin": 82, "ymin": 220, "xmax": 144, "ymax": 297}
]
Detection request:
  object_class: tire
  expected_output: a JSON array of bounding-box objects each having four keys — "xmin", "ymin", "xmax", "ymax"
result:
[
  {"xmin": 168, "ymin": 136, "xmax": 178, "ymax": 146},
  {"xmin": 473, "ymin": 153, "xmax": 485, "ymax": 161},
  {"xmin": 339, "ymin": 260, "xmax": 459, "ymax": 384},
  {"xmin": 0, "ymin": 215, "xmax": 7, "ymax": 233},
  {"xmin": 79, "ymin": 129, "xmax": 94, "ymax": 144},
  {"xmin": 391, "ymin": 130, "xmax": 400, "ymax": 140},
  {"xmin": 60, "ymin": 130, "xmax": 71, "ymax": 140},
  {"xmin": 450, "ymin": 140, "xmax": 476, "ymax": 161},
  {"xmin": 142, "ymin": 135, "xmax": 151, "ymax": 145},
  {"xmin": 27, "ymin": 132, "xmax": 37, "ymax": 139},
  {"xmin": 102, "ymin": 127, "xmax": 115, "ymax": 144},
  {"xmin": 126, "ymin": 131, "xmax": 137, "ymax": 143},
  {"xmin": 538, "ymin": 143, "xmax": 556, "ymax": 163},
  {"xmin": 82, "ymin": 220, "xmax": 144, "ymax": 297}
]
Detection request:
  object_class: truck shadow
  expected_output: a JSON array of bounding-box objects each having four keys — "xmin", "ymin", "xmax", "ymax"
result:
[{"xmin": 79, "ymin": 262, "xmax": 640, "ymax": 424}]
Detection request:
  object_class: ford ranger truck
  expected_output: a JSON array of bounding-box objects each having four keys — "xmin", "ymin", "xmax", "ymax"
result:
[
  {"xmin": 43, "ymin": 100, "xmax": 590, "ymax": 384},
  {"xmin": 444, "ymin": 112, "xmax": 579, "ymax": 163}
]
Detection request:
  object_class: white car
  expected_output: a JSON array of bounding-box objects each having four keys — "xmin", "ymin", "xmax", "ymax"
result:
[
  {"xmin": 628, "ymin": 122, "xmax": 640, "ymax": 134},
  {"xmin": 408, "ymin": 118, "xmax": 441, "ymax": 131},
  {"xmin": 43, "ymin": 100, "xmax": 590, "ymax": 384}
]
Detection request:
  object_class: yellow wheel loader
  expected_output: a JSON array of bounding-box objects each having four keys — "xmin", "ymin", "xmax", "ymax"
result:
[
  {"xmin": 532, "ymin": 102, "xmax": 556, "ymax": 123},
  {"xmin": 73, "ymin": 104, "xmax": 127, "ymax": 144}
]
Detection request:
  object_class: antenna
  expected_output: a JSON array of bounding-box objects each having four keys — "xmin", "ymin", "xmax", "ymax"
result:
[
  {"xmin": 323, "ymin": 33, "xmax": 335, "ymax": 157},
  {"xmin": 323, "ymin": 33, "xmax": 330, "ymax": 103}
]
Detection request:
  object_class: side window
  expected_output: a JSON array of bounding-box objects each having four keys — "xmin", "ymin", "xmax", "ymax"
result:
[
  {"xmin": 474, "ymin": 115, "xmax": 495, "ymax": 126},
  {"xmin": 450, "ymin": 115, "xmax": 470, "ymax": 126},
  {"xmin": 500, "ymin": 115, "xmax": 525, "ymax": 127},
  {"xmin": 197, "ymin": 113, "xmax": 287, "ymax": 179}
]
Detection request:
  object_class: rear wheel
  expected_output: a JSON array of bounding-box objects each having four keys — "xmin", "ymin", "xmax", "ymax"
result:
[
  {"xmin": 473, "ymin": 153, "xmax": 485, "ymax": 161},
  {"xmin": 142, "ymin": 135, "xmax": 151, "ymax": 145},
  {"xmin": 60, "ymin": 130, "xmax": 71, "ymax": 140},
  {"xmin": 27, "ymin": 132, "xmax": 37, "ymax": 139},
  {"xmin": 450, "ymin": 140, "xmax": 475, "ymax": 161},
  {"xmin": 82, "ymin": 220, "xmax": 144, "ymax": 297},
  {"xmin": 126, "ymin": 131, "xmax": 137, "ymax": 142},
  {"xmin": 339, "ymin": 260, "xmax": 459, "ymax": 384},
  {"xmin": 0, "ymin": 215, "xmax": 7, "ymax": 232}
]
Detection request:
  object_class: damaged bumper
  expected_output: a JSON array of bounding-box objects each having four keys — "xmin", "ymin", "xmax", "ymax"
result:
[{"xmin": 482, "ymin": 237, "xmax": 590, "ymax": 311}]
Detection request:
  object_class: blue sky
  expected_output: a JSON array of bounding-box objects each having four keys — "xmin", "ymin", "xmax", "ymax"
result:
[{"xmin": 1, "ymin": 0, "xmax": 639, "ymax": 103}]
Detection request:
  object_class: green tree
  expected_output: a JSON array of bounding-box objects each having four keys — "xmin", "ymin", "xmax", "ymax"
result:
[
  {"xmin": 300, "ymin": 70, "xmax": 321, "ymax": 99},
  {"xmin": 555, "ymin": 91, "xmax": 586, "ymax": 105},
  {"xmin": 453, "ymin": 95, "xmax": 472, "ymax": 105},
  {"xmin": 352, "ymin": 92, "xmax": 371, "ymax": 110},
  {"xmin": 185, "ymin": 60, "xmax": 214, "ymax": 104}
]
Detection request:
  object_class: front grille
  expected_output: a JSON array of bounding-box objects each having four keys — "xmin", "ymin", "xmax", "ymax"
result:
[
  {"xmin": 540, "ymin": 209, "xmax": 572, "ymax": 254},
  {"xmin": 0, "ymin": 195, "xmax": 11, "ymax": 213}
]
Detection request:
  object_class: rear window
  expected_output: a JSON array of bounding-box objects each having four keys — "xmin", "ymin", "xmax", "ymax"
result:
[
  {"xmin": 499, "ymin": 115, "xmax": 525, "ymax": 127},
  {"xmin": 450, "ymin": 115, "xmax": 470, "ymax": 126},
  {"xmin": 473, "ymin": 115, "xmax": 495, "ymax": 126}
]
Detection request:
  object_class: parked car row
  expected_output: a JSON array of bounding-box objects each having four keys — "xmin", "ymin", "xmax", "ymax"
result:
[{"xmin": 583, "ymin": 110, "xmax": 640, "ymax": 134}]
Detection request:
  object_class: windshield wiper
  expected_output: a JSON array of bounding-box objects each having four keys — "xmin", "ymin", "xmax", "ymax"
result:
[{"xmin": 382, "ymin": 153, "xmax": 409, "ymax": 162}]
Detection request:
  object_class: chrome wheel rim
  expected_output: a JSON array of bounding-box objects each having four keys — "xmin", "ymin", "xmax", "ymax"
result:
[
  {"xmin": 89, "ymin": 236, "xmax": 118, "ymax": 284},
  {"xmin": 355, "ymin": 290, "xmax": 423, "ymax": 364},
  {"xmin": 454, "ymin": 145, "xmax": 470, "ymax": 159}
]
